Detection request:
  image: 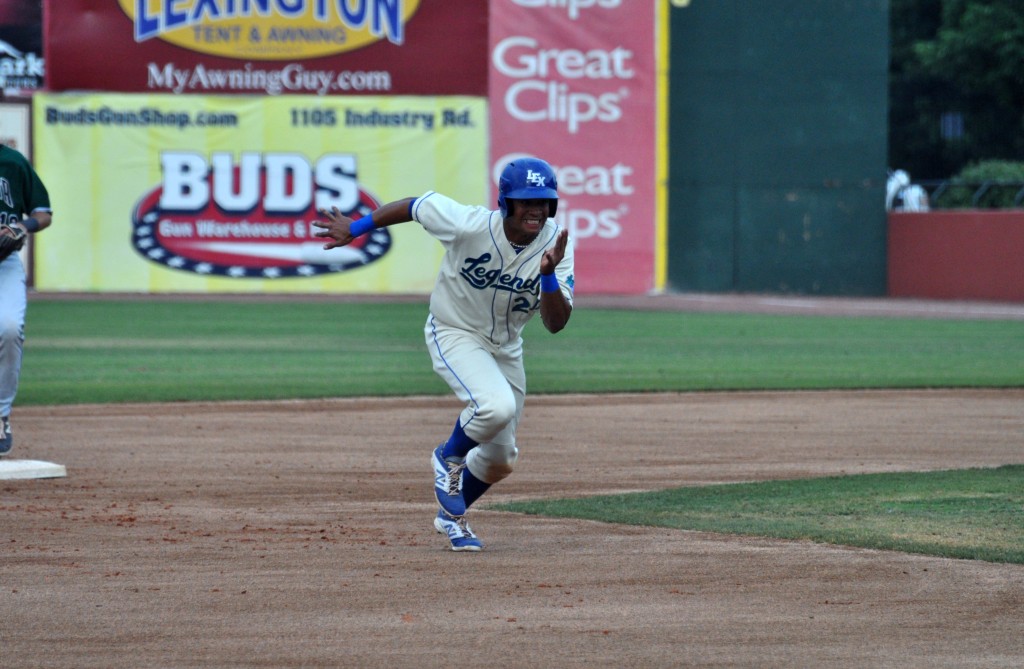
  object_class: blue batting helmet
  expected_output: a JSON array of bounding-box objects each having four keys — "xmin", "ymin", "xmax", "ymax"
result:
[{"xmin": 497, "ymin": 157, "xmax": 558, "ymax": 218}]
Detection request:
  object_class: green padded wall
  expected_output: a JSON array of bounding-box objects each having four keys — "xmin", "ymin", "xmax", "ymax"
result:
[{"xmin": 668, "ymin": 0, "xmax": 890, "ymax": 295}]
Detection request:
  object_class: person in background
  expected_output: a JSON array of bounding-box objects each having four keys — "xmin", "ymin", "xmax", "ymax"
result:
[
  {"xmin": 886, "ymin": 169, "xmax": 930, "ymax": 212},
  {"xmin": 0, "ymin": 142, "xmax": 52, "ymax": 457}
]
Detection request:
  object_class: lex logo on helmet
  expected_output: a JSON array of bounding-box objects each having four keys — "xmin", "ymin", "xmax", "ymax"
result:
[{"xmin": 497, "ymin": 157, "xmax": 559, "ymax": 217}]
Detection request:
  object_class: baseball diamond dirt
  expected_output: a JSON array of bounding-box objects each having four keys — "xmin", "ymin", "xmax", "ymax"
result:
[{"xmin": 2, "ymin": 293, "xmax": 1023, "ymax": 668}]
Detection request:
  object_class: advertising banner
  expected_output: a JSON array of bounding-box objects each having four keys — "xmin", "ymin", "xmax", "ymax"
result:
[
  {"xmin": 488, "ymin": 0, "xmax": 662, "ymax": 295},
  {"xmin": 44, "ymin": 1, "xmax": 488, "ymax": 96},
  {"xmin": 33, "ymin": 92, "xmax": 487, "ymax": 294},
  {"xmin": 0, "ymin": 0, "xmax": 44, "ymax": 94}
]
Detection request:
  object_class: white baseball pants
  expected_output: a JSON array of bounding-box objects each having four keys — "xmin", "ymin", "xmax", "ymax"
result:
[
  {"xmin": 425, "ymin": 315, "xmax": 524, "ymax": 484},
  {"xmin": 0, "ymin": 252, "xmax": 27, "ymax": 417}
]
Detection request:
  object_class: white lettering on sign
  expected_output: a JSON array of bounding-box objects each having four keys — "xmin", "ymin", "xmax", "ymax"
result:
[
  {"xmin": 493, "ymin": 155, "xmax": 634, "ymax": 198},
  {"xmin": 511, "ymin": 0, "xmax": 621, "ymax": 21},
  {"xmin": 493, "ymin": 36, "xmax": 634, "ymax": 133},
  {"xmin": 493, "ymin": 36, "xmax": 634, "ymax": 79},
  {"xmin": 503, "ymin": 80, "xmax": 625, "ymax": 133},
  {"xmin": 492, "ymin": 154, "xmax": 633, "ymax": 242},
  {"xmin": 554, "ymin": 201, "xmax": 623, "ymax": 241},
  {"xmin": 147, "ymin": 62, "xmax": 393, "ymax": 96},
  {"xmin": 159, "ymin": 151, "xmax": 360, "ymax": 213},
  {"xmin": 556, "ymin": 162, "xmax": 634, "ymax": 196}
]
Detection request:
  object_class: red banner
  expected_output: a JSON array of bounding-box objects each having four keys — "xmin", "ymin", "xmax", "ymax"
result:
[
  {"xmin": 45, "ymin": 1, "xmax": 488, "ymax": 96},
  {"xmin": 488, "ymin": 0, "xmax": 658, "ymax": 295}
]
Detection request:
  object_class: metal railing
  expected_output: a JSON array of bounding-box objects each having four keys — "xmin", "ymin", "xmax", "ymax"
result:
[{"xmin": 919, "ymin": 180, "xmax": 1024, "ymax": 209}]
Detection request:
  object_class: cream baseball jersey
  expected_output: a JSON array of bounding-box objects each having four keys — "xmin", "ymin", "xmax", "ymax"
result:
[{"xmin": 412, "ymin": 191, "xmax": 574, "ymax": 346}]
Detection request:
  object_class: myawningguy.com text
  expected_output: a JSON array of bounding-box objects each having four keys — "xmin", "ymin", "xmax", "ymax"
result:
[{"xmin": 146, "ymin": 62, "xmax": 392, "ymax": 96}]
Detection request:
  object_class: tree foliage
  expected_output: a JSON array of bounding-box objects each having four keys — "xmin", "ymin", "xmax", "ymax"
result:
[{"xmin": 890, "ymin": 0, "xmax": 1024, "ymax": 179}]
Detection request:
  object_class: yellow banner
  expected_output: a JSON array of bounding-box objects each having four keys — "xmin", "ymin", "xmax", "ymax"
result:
[
  {"xmin": 33, "ymin": 93, "xmax": 487, "ymax": 294},
  {"xmin": 118, "ymin": 0, "xmax": 423, "ymax": 60}
]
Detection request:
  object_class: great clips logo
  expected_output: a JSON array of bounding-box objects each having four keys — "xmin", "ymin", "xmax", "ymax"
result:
[
  {"xmin": 131, "ymin": 151, "xmax": 391, "ymax": 278},
  {"xmin": 118, "ymin": 0, "xmax": 421, "ymax": 60}
]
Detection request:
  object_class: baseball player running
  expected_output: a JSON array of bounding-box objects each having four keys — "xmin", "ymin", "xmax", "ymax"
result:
[{"xmin": 313, "ymin": 157, "xmax": 574, "ymax": 551}]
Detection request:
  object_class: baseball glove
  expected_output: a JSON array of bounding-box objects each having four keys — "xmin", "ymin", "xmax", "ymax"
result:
[{"xmin": 0, "ymin": 223, "xmax": 26, "ymax": 262}]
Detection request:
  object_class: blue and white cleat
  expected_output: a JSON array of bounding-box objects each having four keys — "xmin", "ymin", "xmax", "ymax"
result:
[
  {"xmin": 434, "ymin": 509, "xmax": 483, "ymax": 552},
  {"xmin": 432, "ymin": 445, "xmax": 467, "ymax": 517}
]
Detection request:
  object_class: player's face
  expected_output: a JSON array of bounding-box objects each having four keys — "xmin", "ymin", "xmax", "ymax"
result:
[{"xmin": 506, "ymin": 198, "xmax": 550, "ymax": 241}]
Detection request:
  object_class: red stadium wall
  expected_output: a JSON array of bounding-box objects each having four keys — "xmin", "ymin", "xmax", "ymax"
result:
[{"xmin": 888, "ymin": 211, "xmax": 1024, "ymax": 302}]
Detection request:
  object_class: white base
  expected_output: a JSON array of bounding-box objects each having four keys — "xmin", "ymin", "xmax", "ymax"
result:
[{"xmin": 0, "ymin": 459, "xmax": 67, "ymax": 479}]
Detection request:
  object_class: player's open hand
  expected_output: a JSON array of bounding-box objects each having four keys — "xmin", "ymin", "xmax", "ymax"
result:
[
  {"xmin": 540, "ymin": 229, "xmax": 569, "ymax": 275},
  {"xmin": 313, "ymin": 207, "xmax": 356, "ymax": 249}
]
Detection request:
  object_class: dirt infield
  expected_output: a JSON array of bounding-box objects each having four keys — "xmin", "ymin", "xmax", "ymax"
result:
[{"xmin": 3, "ymin": 388, "xmax": 1023, "ymax": 668}]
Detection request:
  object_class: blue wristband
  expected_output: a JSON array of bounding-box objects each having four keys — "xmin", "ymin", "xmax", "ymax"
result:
[
  {"xmin": 21, "ymin": 217, "xmax": 41, "ymax": 233},
  {"xmin": 349, "ymin": 215, "xmax": 374, "ymax": 237},
  {"xmin": 540, "ymin": 273, "xmax": 559, "ymax": 293}
]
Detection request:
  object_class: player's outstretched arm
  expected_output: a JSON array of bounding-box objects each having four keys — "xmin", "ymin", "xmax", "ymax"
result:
[
  {"xmin": 539, "ymin": 229, "xmax": 572, "ymax": 334},
  {"xmin": 313, "ymin": 197, "xmax": 416, "ymax": 249}
]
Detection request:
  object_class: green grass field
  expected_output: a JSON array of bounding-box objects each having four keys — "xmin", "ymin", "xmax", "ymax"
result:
[
  {"xmin": 21, "ymin": 299, "xmax": 1024, "ymax": 404},
  {"xmin": 21, "ymin": 298, "xmax": 1024, "ymax": 563}
]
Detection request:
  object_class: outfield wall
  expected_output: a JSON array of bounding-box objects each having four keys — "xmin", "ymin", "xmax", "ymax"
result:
[
  {"xmin": 888, "ymin": 211, "xmax": 1024, "ymax": 303},
  {"xmin": 30, "ymin": 2, "xmax": 1019, "ymax": 304},
  {"xmin": 666, "ymin": 1, "xmax": 889, "ymax": 297},
  {"xmin": 34, "ymin": 1, "xmax": 662, "ymax": 296}
]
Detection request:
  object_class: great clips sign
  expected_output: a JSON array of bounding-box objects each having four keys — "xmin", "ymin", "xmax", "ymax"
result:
[
  {"xmin": 44, "ymin": 0, "xmax": 487, "ymax": 95},
  {"xmin": 489, "ymin": 0, "xmax": 659, "ymax": 295}
]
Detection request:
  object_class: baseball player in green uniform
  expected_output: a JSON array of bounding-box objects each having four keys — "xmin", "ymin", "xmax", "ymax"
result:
[
  {"xmin": 314, "ymin": 157, "xmax": 574, "ymax": 551},
  {"xmin": 0, "ymin": 144, "xmax": 53, "ymax": 457}
]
